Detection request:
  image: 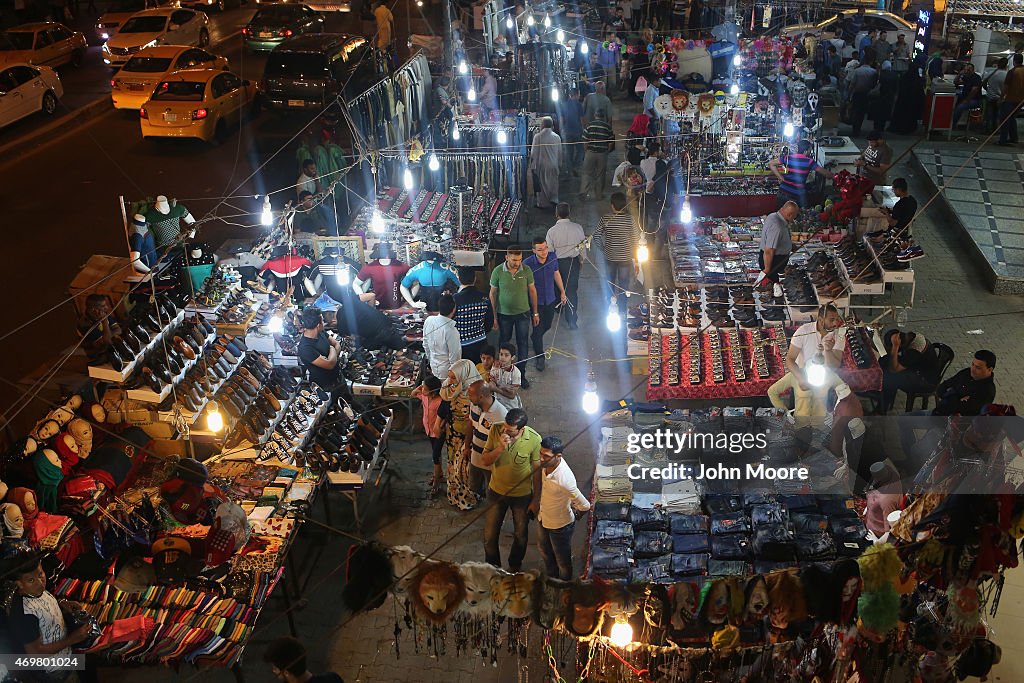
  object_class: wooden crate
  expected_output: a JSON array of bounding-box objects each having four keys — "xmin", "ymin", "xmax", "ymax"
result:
[{"xmin": 67, "ymin": 255, "xmax": 136, "ymax": 318}]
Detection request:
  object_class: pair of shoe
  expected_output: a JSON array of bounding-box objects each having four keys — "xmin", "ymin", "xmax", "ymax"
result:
[{"xmin": 896, "ymin": 245, "xmax": 925, "ymax": 262}]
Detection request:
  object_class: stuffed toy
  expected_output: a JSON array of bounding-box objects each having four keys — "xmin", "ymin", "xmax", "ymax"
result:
[
  {"xmin": 491, "ymin": 571, "xmax": 537, "ymax": 620},
  {"xmin": 458, "ymin": 562, "xmax": 506, "ymax": 616},
  {"xmin": 342, "ymin": 542, "xmax": 392, "ymax": 612},
  {"xmin": 561, "ymin": 580, "xmax": 607, "ymax": 638},
  {"xmin": 389, "ymin": 545, "xmax": 428, "ymax": 597},
  {"xmin": 533, "ymin": 576, "xmax": 571, "ymax": 630},
  {"xmin": 410, "ymin": 561, "xmax": 465, "ymax": 624},
  {"xmin": 765, "ymin": 570, "xmax": 807, "ymax": 631}
]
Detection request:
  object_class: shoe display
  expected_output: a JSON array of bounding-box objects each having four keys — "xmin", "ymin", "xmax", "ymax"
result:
[{"xmin": 896, "ymin": 244, "xmax": 925, "ymax": 262}]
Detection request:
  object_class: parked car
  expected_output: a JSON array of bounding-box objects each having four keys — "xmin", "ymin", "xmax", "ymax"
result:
[
  {"xmin": 781, "ymin": 10, "xmax": 915, "ymax": 59},
  {"xmin": 95, "ymin": 0, "xmax": 178, "ymax": 42},
  {"xmin": 243, "ymin": 5, "xmax": 324, "ymax": 52},
  {"xmin": 140, "ymin": 68, "xmax": 258, "ymax": 142},
  {"xmin": 102, "ymin": 8, "xmax": 210, "ymax": 67},
  {"xmin": 0, "ymin": 62, "xmax": 63, "ymax": 127},
  {"xmin": 180, "ymin": 0, "xmax": 244, "ymax": 14},
  {"xmin": 260, "ymin": 34, "xmax": 374, "ymax": 111},
  {"xmin": 111, "ymin": 45, "xmax": 227, "ymax": 109},
  {"xmin": 0, "ymin": 23, "xmax": 87, "ymax": 68}
]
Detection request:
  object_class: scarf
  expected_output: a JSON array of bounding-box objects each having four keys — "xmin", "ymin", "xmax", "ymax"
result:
[
  {"xmin": 627, "ymin": 113, "xmax": 650, "ymax": 136},
  {"xmin": 32, "ymin": 451, "xmax": 63, "ymax": 513},
  {"xmin": 441, "ymin": 359, "xmax": 482, "ymax": 401},
  {"xmin": 8, "ymin": 487, "xmax": 38, "ymax": 523}
]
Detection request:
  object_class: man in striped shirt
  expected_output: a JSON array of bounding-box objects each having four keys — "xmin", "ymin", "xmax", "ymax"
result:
[
  {"xmin": 594, "ymin": 192, "xmax": 640, "ymax": 314},
  {"xmin": 579, "ymin": 109, "xmax": 615, "ymax": 201},
  {"xmin": 465, "ymin": 381, "xmax": 508, "ymax": 498},
  {"xmin": 768, "ymin": 139, "xmax": 832, "ymax": 208}
]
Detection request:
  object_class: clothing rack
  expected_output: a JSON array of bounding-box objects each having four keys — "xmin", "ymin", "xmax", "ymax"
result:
[
  {"xmin": 345, "ymin": 53, "xmax": 432, "ymax": 153},
  {"xmin": 376, "ymin": 151, "xmax": 526, "ymax": 203}
]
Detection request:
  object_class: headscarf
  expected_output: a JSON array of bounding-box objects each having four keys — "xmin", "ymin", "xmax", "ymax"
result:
[
  {"xmin": 627, "ymin": 113, "xmax": 650, "ymax": 136},
  {"xmin": 8, "ymin": 487, "xmax": 38, "ymax": 523},
  {"xmin": 441, "ymin": 359, "xmax": 482, "ymax": 401},
  {"xmin": 33, "ymin": 450, "xmax": 64, "ymax": 513}
]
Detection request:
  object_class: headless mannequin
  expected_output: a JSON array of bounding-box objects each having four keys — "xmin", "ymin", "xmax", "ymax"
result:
[
  {"xmin": 145, "ymin": 195, "xmax": 196, "ymax": 249},
  {"xmin": 129, "ymin": 214, "xmax": 156, "ymax": 274},
  {"xmin": 400, "ymin": 256, "xmax": 443, "ymax": 309}
]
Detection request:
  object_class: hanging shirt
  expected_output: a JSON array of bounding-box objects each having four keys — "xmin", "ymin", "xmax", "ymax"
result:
[{"xmin": 358, "ymin": 260, "xmax": 411, "ymax": 309}]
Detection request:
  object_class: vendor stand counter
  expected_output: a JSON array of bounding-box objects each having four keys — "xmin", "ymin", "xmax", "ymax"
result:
[
  {"xmin": 816, "ymin": 136, "xmax": 862, "ymax": 174},
  {"xmin": 326, "ymin": 408, "xmax": 394, "ymax": 531}
]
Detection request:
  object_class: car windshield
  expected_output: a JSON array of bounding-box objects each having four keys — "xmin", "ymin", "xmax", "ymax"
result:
[
  {"xmin": 0, "ymin": 32, "xmax": 34, "ymax": 50},
  {"xmin": 151, "ymin": 80, "xmax": 205, "ymax": 100},
  {"xmin": 265, "ymin": 52, "xmax": 327, "ymax": 77},
  {"xmin": 120, "ymin": 16, "xmax": 168, "ymax": 33},
  {"xmin": 254, "ymin": 7, "xmax": 296, "ymax": 22},
  {"xmin": 123, "ymin": 56, "xmax": 172, "ymax": 72}
]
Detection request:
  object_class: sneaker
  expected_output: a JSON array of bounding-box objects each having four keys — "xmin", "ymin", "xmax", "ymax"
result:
[
  {"xmin": 896, "ymin": 245, "xmax": 925, "ymax": 262},
  {"xmin": 772, "ymin": 283, "xmax": 784, "ymax": 298}
]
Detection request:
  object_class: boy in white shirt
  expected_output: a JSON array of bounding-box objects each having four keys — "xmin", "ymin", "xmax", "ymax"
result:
[{"xmin": 489, "ymin": 342, "xmax": 523, "ymax": 410}]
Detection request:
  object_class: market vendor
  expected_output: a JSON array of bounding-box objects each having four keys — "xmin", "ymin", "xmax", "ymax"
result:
[
  {"xmin": 767, "ymin": 304, "xmax": 846, "ymax": 425},
  {"xmin": 298, "ymin": 308, "xmax": 343, "ymax": 393},
  {"xmin": 768, "ymin": 139, "xmax": 833, "ymax": 208},
  {"xmin": 754, "ymin": 201, "xmax": 799, "ymax": 299},
  {"xmin": 854, "ymin": 131, "xmax": 893, "ymax": 186},
  {"xmin": 294, "ymin": 190, "xmax": 340, "ymax": 236}
]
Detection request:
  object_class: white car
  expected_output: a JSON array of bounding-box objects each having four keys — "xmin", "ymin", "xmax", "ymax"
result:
[
  {"xmin": 111, "ymin": 44, "xmax": 228, "ymax": 109},
  {"xmin": 102, "ymin": 8, "xmax": 209, "ymax": 66},
  {"xmin": 95, "ymin": 0, "xmax": 178, "ymax": 42},
  {"xmin": 0, "ymin": 62, "xmax": 63, "ymax": 128},
  {"xmin": 782, "ymin": 10, "xmax": 915, "ymax": 58}
]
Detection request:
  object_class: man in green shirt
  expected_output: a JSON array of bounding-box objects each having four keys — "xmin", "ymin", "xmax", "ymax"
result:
[
  {"xmin": 489, "ymin": 246, "xmax": 539, "ymax": 389},
  {"xmin": 480, "ymin": 408, "xmax": 542, "ymax": 571}
]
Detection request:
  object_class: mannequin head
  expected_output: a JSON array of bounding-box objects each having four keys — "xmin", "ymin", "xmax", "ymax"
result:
[
  {"xmin": 374, "ymin": 243, "xmax": 394, "ymax": 266},
  {"xmin": 422, "ymin": 250, "xmax": 441, "ymax": 263},
  {"xmin": 34, "ymin": 419, "xmax": 60, "ymax": 442},
  {"xmin": 154, "ymin": 196, "xmax": 171, "ymax": 214}
]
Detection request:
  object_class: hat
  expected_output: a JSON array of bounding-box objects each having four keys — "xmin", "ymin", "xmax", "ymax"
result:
[
  {"xmin": 151, "ymin": 536, "xmax": 195, "ymax": 584},
  {"xmin": 160, "ymin": 478, "xmax": 204, "ymax": 524},
  {"xmin": 422, "ymin": 251, "xmax": 441, "ymax": 262},
  {"xmin": 133, "ymin": 214, "xmax": 147, "ymax": 229},
  {"xmin": 835, "ymin": 383, "xmax": 852, "ymax": 400},
  {"xmin": 114, "ymin": 555, "xmax": 156, "ymax": 593},
  {"xmin": 866, "ymin": 130, "xmax": 883, "ymax": 141},
  {"xmin": 204, "ymin": 501, "xmax": 250, "ymax": 566},
  {"xmin": 174, "ymin": 458, "xmax": 208, "ymax": 485}
]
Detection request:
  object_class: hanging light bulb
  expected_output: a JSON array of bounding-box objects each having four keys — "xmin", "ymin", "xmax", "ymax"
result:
[
  {"xmin": 506, "ymin": 14, "xmax": 513, "ymax": 28},
  {"xmin": 784, "ymin": 121, "xmax": 795, "ymax": 138},
  {"xmin": 496, "ymin": 128, "xmax": 508, "ymax": 144},
  {"xmin": 267, "ymin": 314, "xmax": 283, "ymax": 334},
  {"xmin": 428, "ymin": 153, "xmax": 440, "ymax": 171},
  {"xmin": 452, "ymin": 122, "xmax": 461, "ymax": 140},
  {"xmin": 527, "ymin": 13, "xmax": 534, "ymax": 25},
  {"xmin": 606, "ymin": 301, "xmax": 622, "ymax": 332},
  {"xmin": 260, "ymin": 196, "xmax": 273, "ymax": 226},
  {"xmin": 370, "ymin": 209, "xmax": 386, "ymax": 233},
  {"xmin": 551, "ymin": 86, "xmax": 559, "ymax": 102},
  {"xmin": 543, "ymin": 13, "xmax": 550, "ymax": 27},
  {"xmin": 206, "ymin": 403, "xmax": 223, "ymax": 432},
  {"xmin": 336, "ymin": 265, "xmax": 351, "ymax": 286},
  {"xmin": 609, "ymin": 618, "xmax": 633, "ymax": 648},
  {"xmin": 579, "ymin": 40, "xmax": 588, "ymax": 55},
  {"xmin": 636, "ymin": 236, "xmax": 649, "ymax": 263},
  {"xmin": 581, "ymin": 364, "xmax": 599, "ymax": 414},
  {"xmin": 680, "ymin": 200, "xmax": 693, "ymax": 223},
  {"xmin": 729, "ymin": 83, "xmax": 739, "ymax": 96},
  {"xmin": 467, "ymin": 86, "xmax": 477, "ymax": 101},
  {"xmin": 806, "ymin": 351, "xmax": 827, "ymax": 387},
  {"xmin": 458, "ymin": 59, "xmax": 467, "ymax": 75},
  {"xmin": 733, "ymin": 53, "xmax": 743, "ymax": 67},
  {"xmin": 556, "ymin": 28, "xmax": 564, "ymax": 42},
  {"xmin": 403, "ymin": 167, "xmax": 414, "ymax": 191}
]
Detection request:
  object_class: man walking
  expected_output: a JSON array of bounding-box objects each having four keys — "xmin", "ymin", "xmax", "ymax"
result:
[
  {"xmin": 580, "ymin": 109, "xmax": 615, "ymax": 201},
  {"xmin": 453, "ymin": 267, "xmax": 492, "ymax": 363},
  {"xmin": 985, "ymin": 58, "xmax": 1009, "ymax": 132},
  {"xmin": 769, "ymin": 139, "xmax": 832, "ymax": 208},
  {"xmin": 594, "ymin": 192, "xmax": 640, "ymax": 314},
  {"xmin": 489, "ymin": 246, "xmax": 538, "ymax": 389},
  {"xmin": 465, "ymin": 381, "xmax": 508, "ymax": 497},
  {"xmin": 372, "ymin": 0, "xmax": 394, "ymax": 53},
  {"xmin": 846, "ymin": 58, "xmax": 878, "ymax": 136},
  {"xmin": 545, "ymin": 203, "xmax": 586, "ymax": 329},
  {"xmin": 755, "ymin": 200, "xmax": 798, "ymax": 299},
  {"xmin": 557, "ymin": 90, "xmax": 585, "ymax": 172},
  {"xmin": 529, "ymin": 117, "xmax": 562, "ymax": 209},
  {"xmin": 582, "ymin": 81, "xmax": 612, "ymax": 125},
  {"xmin": 999, "ymin": 53, "xmax": 1024, "ymax": 145},
  {"xmin": 537, "ymin": 436, "xmax": 590, "ymax": 580},
  {"xmin": 480, "ymin": 408, "xmax": 542, "ymax": 572},
  {"xmin": 524, "ymin": 237, "xmax": 567, "ymax": 371}
]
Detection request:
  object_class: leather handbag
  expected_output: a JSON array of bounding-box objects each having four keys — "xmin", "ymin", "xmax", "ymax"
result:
[
  {"xmin": 670, "ymin": 553, "xmax": 709, "ymax": 577},
  {"xmin": 672, "ymin": 533, "xmax": 710, "ymax": 554},
  {"xmin": 710, "ymin": 512, "xmax": 752, "ymax": 536},
  {"xmin": 670, "ymin": 513, "xmax": 709, "ymax": 535},
  {"xmin": 711, "ymin": 535, "xmax": 752, "ymax": 560}
]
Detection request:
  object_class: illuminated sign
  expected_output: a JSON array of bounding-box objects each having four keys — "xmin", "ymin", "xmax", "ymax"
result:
[{"xmin": 912, "ymin": 10, "xmax": 932, "ymax": 62}]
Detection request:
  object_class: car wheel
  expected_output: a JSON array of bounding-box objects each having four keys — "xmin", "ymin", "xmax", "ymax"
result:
[
  {"xmin": 41, "ymin": 90, "xmax": 58, "ymax": 115},
  {"xmin": 199, "ymin": 28, "xmax": 210, "ymax": 46},
  {"xmin": 70, "ymin": 48, "xmax": 84, "ymax": 67},
  {"xmin": 213, "ymin": 118, "xmax": 227, "ymax": 143}
]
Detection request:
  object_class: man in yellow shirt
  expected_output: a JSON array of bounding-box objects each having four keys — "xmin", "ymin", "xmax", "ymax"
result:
[
  {"xmin": 479, "ymin": 408, "xmax": 542, "ymax": 571},
  {"xmin": 372, "ymin": 0, "xmax": 394, "ymax": 52}
]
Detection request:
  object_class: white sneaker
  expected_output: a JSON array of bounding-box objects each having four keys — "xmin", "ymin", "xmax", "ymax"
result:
[{"xmin": 773, "ymin": 283, "xmax": 784, "ymax": 298}]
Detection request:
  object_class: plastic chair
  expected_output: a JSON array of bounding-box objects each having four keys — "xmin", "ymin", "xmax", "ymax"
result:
[{"xmin": 904, "ymin": 343, "xmax": 955, "ymax": 412}]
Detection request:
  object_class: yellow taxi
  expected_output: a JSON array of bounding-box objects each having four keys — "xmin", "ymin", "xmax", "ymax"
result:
[
  {"xmin": 111, "ymin": 44, "xmax": 227, "ymax": 110},
  {"xmin": 140, "ymin": 68, "xmax": 257, "ymax": 142}
]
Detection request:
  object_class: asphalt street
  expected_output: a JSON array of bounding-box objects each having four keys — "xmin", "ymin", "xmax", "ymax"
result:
[{"xmin": 0, "ymin": 5, "xmax": 390, "ymax": 427}]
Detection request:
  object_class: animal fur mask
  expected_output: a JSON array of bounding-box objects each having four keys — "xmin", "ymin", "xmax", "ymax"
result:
[{"xmin": 410, "ymin": 561, "xmax": 465, "ymax": 624}]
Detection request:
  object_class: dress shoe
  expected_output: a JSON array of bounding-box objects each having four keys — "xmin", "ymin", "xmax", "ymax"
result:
[
  {"xmin": 113, "ymin": 338, "xmax": 135, "ymax": 364},
  {"xmin": 174, "ymin": 336, "xmax": 196, "ymax": 361},
  {"xmin": 108, "ymin": 344, "xmax": 126, "ymax": 371},
  {"xmin": 142, "ymin": 368, "xmax": 164, "ymax": 394}
]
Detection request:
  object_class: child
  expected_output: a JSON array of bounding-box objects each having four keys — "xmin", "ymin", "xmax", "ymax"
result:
[
  {"xmin": 477, "ymin": 344, "xmax": 497, "ymax": 381},
  {"xmin": 489, "ymin": 342, "xmax": 523, "ymax": 410},
  {"xmin": 412, "ymin": 375, "xmax": 445, "ymax": 494}
]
